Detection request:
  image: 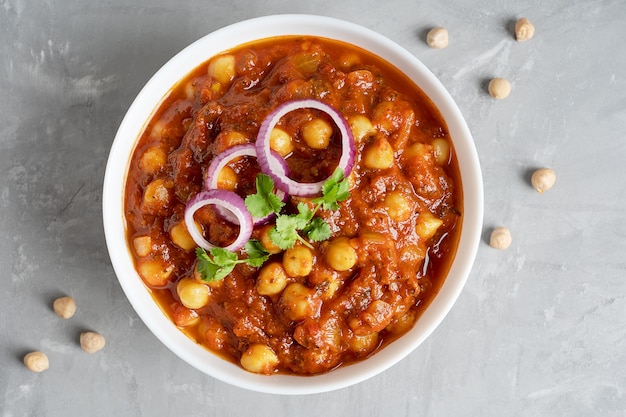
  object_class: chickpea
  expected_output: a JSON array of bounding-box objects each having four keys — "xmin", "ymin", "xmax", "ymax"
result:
[
  {"xmin": 426, "ymin": 27, "xmax": 449, "ymax": 49},
  {"xmin": 208, "ymin": 54, "xmax": 236, "ymax": 85},
  {"xmin": 240, "ymin": 344, "xmax": 279, "ymax": 374},
  {"xmin": 80, "ymin": 331, "xmax": 106, "ymax": 353},
  {"xmin": 348, "ymin": 115, "xmax": 377, "ymax": 143},
  {"xmin": 172, "ymin": 304, "xmax": 200, "ymax": 327},
  {"xmin": 383, "ymin": 190, "xmax": 414, "ymax": 222},
  {"xmin": 282, "ymin": 245, "xmax": 314, "ymax": 277},
  {"xmin": 489, "ymin": 226, "xmax": 512, "ymax": 250},
  {"xmin": 363, "ymin": 137, "xmax": 394, "ymax": 170},
  {"xmin": 258, "ymin": 224, "xmax": 282, "ymax": 254},
  {"xmin": 132, "ymin": 235, "xmax": 152, "ymax": 257},
  {"xmin": 515, "ymin": 18, "xmax": 535, "ymax": 42},
  {"xmin": 403, "ymin": 142, "xmax": 433, "ymax": 161},
  {"xmin": 169, "ymin": 222, "xmax": 196, "ymax": 251},
  {"xmin": 339, "ymin": 52, "xmax": 361, "ymax": 70},
  {"xmin": 150, "ymin": 120, "xmax": 166, "ymax": 139},
  {"xmin": 280, "ymin": 283, "xmax": 321, "ymax": 321},
  {"xmin": 348, "ymin": 332, "xmax": 379, "ymax": 355},
  {"xmin": 143, "ymin": 178, "xmax": 172, "ymax": 207},
  {"xmin": 431, "ymin": 138, "xmax": 450, "ymax": 165},
  {"xmin": 216, "ymin": 130, "xmax": 248, "ymax": 153},
  {"xmin": 415, "ymin": 212, "xmax": 444, "ymax": 240},
  {"xmin": 325, "ymin": 237, "xmax": 357, "ymax": 271},
  {"xmin": 488, "ymin": 77, "xmax": 512, "ymax": 99},
  {"xmin": 23, "ymin": 351, "xmax": 49, "ymax": 372},
  {"xmin": 256, "ymin": 262, "xmax": 288, "ymax": 296},
  {"xmin": 531, "ymin": 168, "xmax": 556, "ymax": 193},
  {"xmin": 139, "ymin": 146, "xmax": 167, "ymax": 174},
  {"xmin": 216, "ymin": 166, "xmax": 237, "ymax": 191},
  {"xmin": 177, "ymin": 277, "xmax": 210, "ymax": 309},
  {"xmin": 137, "ymin": 259, "xmax": 174, "ymax": 287},
  {"xmin": 269, "ymin": 127, "xmax": 294, "ymax": 157},
  {"xmin": 386, "ymin": 310, "xmax": 418, "ymax": 334},
  {"xmin": 53, "ymin": 296, "xmax": 76, "ymax": 319},
  {"xmin": 301, "ymin": 118, "xmax": 333, "ymax": 149}
]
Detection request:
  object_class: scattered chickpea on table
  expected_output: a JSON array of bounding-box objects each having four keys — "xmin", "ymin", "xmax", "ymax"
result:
[
  {"xmin": 531, "ymin": 168, "xmax": 556, "ymax": 193},
  {"xmin": 426, "ymin": 27, "xmax": 449, "ymax": 49},
  {"xmin": 23, "ymin": 351, "xmax": 49, "ymax": 373},
  {"xmin": 80, "ymin": 331, "xmax": 106, "ymax": 353},
  {"xmin": 490, "ymin": 227, "xmax": 512, "ymax": 250}
]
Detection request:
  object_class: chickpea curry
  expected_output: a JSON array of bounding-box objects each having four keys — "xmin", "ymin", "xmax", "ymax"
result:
[{"xmin": 124, "ymin": 36, "xmax": 462, "ymax": 375}]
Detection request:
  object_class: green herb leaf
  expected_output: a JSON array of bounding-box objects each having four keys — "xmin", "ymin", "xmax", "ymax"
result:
[
  {"xmin": 312, "ymin": 168, "xmax": 350, "ymax": 210},
  {"xmin": 245, "ymin": 174, "xmax": 285, "ymax": 218},
  {"xmin": 195, "ymin": 247, "xmax": 238, "ymax": 282},
  {"xmin": 270, "ymin": 216, "xmax": 302, "ymax": 250},
  {"xmin": 294, "ymin": 202, "xmax": 314, "ymax": 225},
  {"xmin": 243, "ymin": 239, "xmax": 271, "ymax": 267},
  {"xmin": 304, "ymin": 217, "xmax": 332, "ymax": 242}
]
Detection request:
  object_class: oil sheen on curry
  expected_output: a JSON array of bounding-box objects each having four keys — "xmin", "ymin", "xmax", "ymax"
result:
[{"xmin": 124, "ymin": 36, "xmax": 462, "ymax": 375}]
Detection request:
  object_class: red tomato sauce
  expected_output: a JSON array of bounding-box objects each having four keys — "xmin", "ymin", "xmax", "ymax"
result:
[{"xmin": 124, "ymin": 36, "xmax": 462, "ymax": 375}]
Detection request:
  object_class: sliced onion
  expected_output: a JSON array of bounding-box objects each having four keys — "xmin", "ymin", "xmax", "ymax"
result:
[
  {"xmin": 184, "ymin": 189, "xmax": 252, "ymax": 252},
  {"xmin": 255, "ymin": 99, "xmax": 356, "ymax": 197},
  {"xmin": 204, "ymin": 143, "xmax": 289, "ymax": 225}
]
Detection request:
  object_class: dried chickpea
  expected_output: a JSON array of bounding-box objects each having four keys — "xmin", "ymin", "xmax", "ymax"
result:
[
  {"xmin": 256, "ymin": 262, "xmax": 288, "ymax": 296},
  {"xmin": 208, "ymin": 54, "xmax": 236, "ymax": 85},
  {"xmin": 325, "ymin": 237, "xmax": 357, "ymax": 272},
  {"xmin": 515, "ymin": 18, "xmax": 535, "ymax": 42},
  {"xmin": 490, "ymin": 226, "xmax": 512, "ymax": 250},
  {"xmin": 169, "ymin": 222, "xmax": 196, "ymax": 251},
  {"xmin": 216, "ymin": 166, "xmax": 237, "ymax": 191},
  {"xmin": 53, "ymin": 296, "xmax": 76, "ymax": 319},
  {"xmin": 132, "ymin": 235, "xmax": 152, "ymax": 257},
  {"xmin": 23, "ymin": 351, "xmax": 49, "ymax": 372},
  {"xmin": 80, "ymin": 332, "xmax": 106, "ymax": 353},
  {"xmin": 488, "ymin": 77, "xmax": 512, "ymax": 99},
  {"xmin": 426, "ymin": 27, "xmax": 449, "ymax": 49},
  {"xmin": 363, "ymin": 137, "xmax": 394, "ymax": 169},
  {"xmin": 531, "ymin": 168, "xmax": 556, "ymax": 193},
  {"xmin": 269, "ymin": 127, "xmax": 294, "ymax": 157},
  {"xmin": 177, "ymin": 277, "xmax": 210, "ymax": 309},
  {"xmin": 240, "ymin": 344, "xmax": 279, "ymax": 374},
  {"xmin": 301, "ymin": 118, "xmax": 333, "ymax": 149},
  {"xmin": 283, "ymin": 245, "xmax": 314, "ymax": 277}
]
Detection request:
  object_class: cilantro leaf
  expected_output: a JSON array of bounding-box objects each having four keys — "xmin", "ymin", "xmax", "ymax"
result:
[
  {"xmin": 270, "ymin": 216, "xmax": 302, "ymax": 250},
  {"xmin": 195, "ymin": 247, "xmax": 237, "ymax": 282},
  {"xmin": 243, "ymin": 240, "xmax": 271, "ymax": 267},
  {"xmin": 304, "ymin": 217, "xmax": 332, "ymax": 242},
  {"xmin": 245, "ymin": 174, "xmax": 285, "ymax": 218},
  {"xmin": 313, "ymin": 168, "xmax": 350, "ymax": 210},
  {"xmin": 294, "ymin": 202, "xmax": 314, "ymax": 225}
]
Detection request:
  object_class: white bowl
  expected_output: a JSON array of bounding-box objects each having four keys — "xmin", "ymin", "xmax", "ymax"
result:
[{"xmin": 103, "ymin": 14, "xmax": 483, "ymax": 395}]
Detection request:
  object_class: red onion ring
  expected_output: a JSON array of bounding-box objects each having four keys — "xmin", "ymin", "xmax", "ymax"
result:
[
  {"xmin": 255, "ymin": 99, "xmax": 356, "ymax": 197},
  {"xmin": 204, "ymin": 143, "xmax": 289, "ymax": 225},
  {"xmin": 183, "ymin": 189, "xmax": 252, "ymax": 252}
]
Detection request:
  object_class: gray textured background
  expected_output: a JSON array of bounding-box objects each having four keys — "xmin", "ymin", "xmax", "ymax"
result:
[{"xmin": 2, "ymin": 0, "xmax": 625, "ymax": 416}]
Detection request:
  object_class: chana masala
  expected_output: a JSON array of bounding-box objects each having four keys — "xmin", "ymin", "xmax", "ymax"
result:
[{"xmin": 124, "ymin": 36, "xmax": 462, "ymax": 375}]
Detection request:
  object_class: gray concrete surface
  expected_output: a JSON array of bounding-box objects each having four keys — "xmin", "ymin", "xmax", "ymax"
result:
[{"xmin": 1, "ymin": 0, "xmax": 625, "ymax": 416}]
